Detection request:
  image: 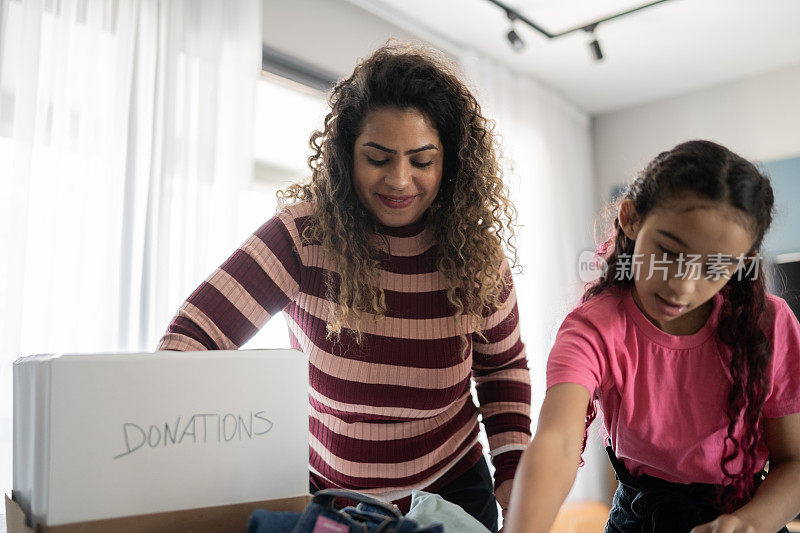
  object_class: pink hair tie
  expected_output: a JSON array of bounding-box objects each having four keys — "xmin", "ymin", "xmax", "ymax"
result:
[{"xmin": 596, "ymin": 233, "xmax": 615, "ymax": 257}]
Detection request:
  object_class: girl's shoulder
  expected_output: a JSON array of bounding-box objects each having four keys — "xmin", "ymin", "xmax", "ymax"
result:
[
  {"xmin": 560, "ymin": 286, "xmax": 630, "ymax": 338},
  {"xmin": 765, "ymin": 291, "xmax": 793, "ymax": 313},
  {"xmin": 570, "ymin": 286, "xmax": 629, "ymax": 322},
  {"xmin": 764, "ymin": 292, "xmax": 800, "ymax": 337},
  {"xmin": 762, "ymin": 293, "xmax": 800, "ymax": 417}
]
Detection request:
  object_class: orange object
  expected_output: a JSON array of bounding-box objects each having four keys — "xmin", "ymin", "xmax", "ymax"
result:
[{"xmin": 550, "ymin": 501, "xmax": 610, "ymax": 533}]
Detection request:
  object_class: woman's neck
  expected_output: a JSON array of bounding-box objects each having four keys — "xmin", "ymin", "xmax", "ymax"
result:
[{"xmin": 377, "ymin": 211, "xmax": 429, "ymax": 238}]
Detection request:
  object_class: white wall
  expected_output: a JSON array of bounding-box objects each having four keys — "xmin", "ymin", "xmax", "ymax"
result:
[
  {"xmin": 262, "ymin": 0, "xmax": 421, "ymax": 77},
  {"xmin": 593, "ymin": 62, "xmax": 800, "ymax": 206}
]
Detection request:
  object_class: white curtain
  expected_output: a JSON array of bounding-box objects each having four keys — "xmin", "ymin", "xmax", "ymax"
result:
[
  {"xmin": 460, "ymin": 52, "xmax": 607, "ymax": 502},
  {"xmin": 0, "ymin": 0, "xmax": 261, "ymax": 497}
]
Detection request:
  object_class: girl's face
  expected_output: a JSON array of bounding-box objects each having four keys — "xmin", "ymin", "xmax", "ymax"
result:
[
  {"xmin": 619, "ymin": 196, "xmax": 756, "ymax": 335},
  {"xmin": 352, "ymin": 107, "xmax": 444, "ymax": 227}
]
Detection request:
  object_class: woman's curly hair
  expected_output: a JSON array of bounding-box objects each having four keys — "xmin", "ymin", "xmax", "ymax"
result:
[
  {"xmin": 278, "ymin": 42, "xmax": 518, "ymax": 350},
  {"xmin": 583, "ymin": 140, "xmax": 776, "ymax": 512}
]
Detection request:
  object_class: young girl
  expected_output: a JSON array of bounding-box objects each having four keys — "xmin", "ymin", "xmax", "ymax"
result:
[{"xmin": 506, "ymin": 140, "xmax": 800, "ymax": 533}]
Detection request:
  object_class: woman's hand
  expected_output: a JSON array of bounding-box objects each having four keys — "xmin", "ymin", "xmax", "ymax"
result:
[
  {"xmin": 496, "ymin": 479, "xmax": 513, "ymax": 532},
  {"xmin": 690, "ymin": 514, "xmax": 758, "ymax": 533},
  {"xmin": 499, "ymin": 509, "xmax": 507, "ymax": 533}
]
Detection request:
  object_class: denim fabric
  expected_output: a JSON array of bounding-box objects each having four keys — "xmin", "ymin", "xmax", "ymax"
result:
[
  {"xmin": 247, "ymin": 509, "xmax": 299, "ymax": 533},
  {"xmin": 605, "ymin": 446, "xmax": 790, "ymax": 533},
  {"xmin": 248, "ymin": 489, "xmax": 443, "ymax": 533}
]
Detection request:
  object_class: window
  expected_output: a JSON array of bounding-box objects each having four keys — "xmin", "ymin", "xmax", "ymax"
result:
[{"xmin": 239, "ymin": 73, "xmax": 328, "ymax": 349}]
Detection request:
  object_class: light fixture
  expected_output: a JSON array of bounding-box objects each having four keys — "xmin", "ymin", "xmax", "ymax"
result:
[
  {"xmin": 506, "ymin": 28, "xmax": 525, "ymax": 52},
  {"xmin": 486, "ymin": 0, "xmax": 673, "ymax": 61},
  {"xmin": 588, "ymin": 38, "xmax": 603, "ymax": 61},
  {"xmin": 505, "ymin": 11, "xmax": 525, "ymax": 52},
  {"xmin": 585, "ymin": 25, "xmax": 604, "ymax": 62}
]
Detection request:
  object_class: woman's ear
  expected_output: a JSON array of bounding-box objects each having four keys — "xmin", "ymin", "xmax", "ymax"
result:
[{"xmin": 618, "ymin": 199, "xmax": 641, "ymax": 241}]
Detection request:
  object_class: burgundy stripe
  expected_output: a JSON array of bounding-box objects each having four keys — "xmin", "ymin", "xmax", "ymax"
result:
[
  {"xmin": 296, "ymin": 214, "xmax": 434, "ymax": 245},
  {"xmin": 310, "ymin": 401, "xmax": 477, "ymax": 463},
  {"xmin": 251, "ymin": 217, "xmax": 302, "ymax": 285},
  {"xmin": 475, "ymin": 272, "xmax": 514, "ymax": 318},
  {"xmin": 297, "ymin": 267, "xmax": 328, "ymax": 298},
  {"xmin": 476, "ymin": 380, "xmax": 531, "ymax": 405},
  {"xmin": 220, "ymin": 250, "xmax": 293, "ymax": 314},
  {"xmin": 294, "ymin": 215, "xmax": 315, "ymax": 243},
  {"xmin": 394, "ymin": 496, "xmax": 413, "ymax": 515},
  {"xmin": 310, "ymin": 363, "xmax": 471, "ymax": 410},
  {"xmin": 382, "ymin": 289, "xmax": 453, "ymax": 318},
  {"xmin": 186, "ymin": 282, "xmax": 258, "ymax": 347},
  {"xmin": 309, "ymin": 425, "xmax": 480, "ymax": 488},
  {"xmin": 472, "ymin": 340, "xmax": 526, "ymax": 374},
  {"xmin": 480, "ymin": 302, "xmax": 520, "ymax": 338},
  {"xmin": 379, "ymin": 247, "xmax": 440, "ymax": 275},
  {"xmin": 300, "ymin": 269, "xmax": 453, "ymax": 319},
  {"xmin": 302, "ymin": 250, "xmax": 440, "ymax": 278},
  {"xmin": 310, "ymin": 397, "xmax": 428, "ymax": 423},
  {"xmin": 167, "ymin": 316, "xmax": 220, "ymax": 350},
  {"xmin": 492, "ymin": 449, "xmax": 524, "ymax": 485},
  {"xmin": 481, "ymin": 413, "xmax": 532, "ymax": 438},
  {"xmin": 475, "ymin": 356, "xmax": 529, "ymax": 378},
  {"xmin": 295, "ymin": 216, "xmax": 438, "ymax": 276},
  {"xmin": 419, "ymin": 445, "xmax": 483, "ymax": 492},
  {"xmin": 285, "ymin": 306, "xmax": 468, "ymax": 369}
]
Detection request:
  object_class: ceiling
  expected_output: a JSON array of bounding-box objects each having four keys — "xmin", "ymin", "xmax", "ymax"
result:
[{"xmin": 350, "ymin": 0, "xmax": 800, "ymax": 115}]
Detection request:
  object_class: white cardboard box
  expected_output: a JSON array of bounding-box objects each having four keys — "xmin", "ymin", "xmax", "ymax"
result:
[{"xmin": 13, "ymin": 350, "xmax": 309, "ymax": 529}]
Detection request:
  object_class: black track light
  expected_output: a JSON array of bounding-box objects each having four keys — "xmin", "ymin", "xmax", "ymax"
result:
[
  {"xmin": 589, "ymin": 38, "xmax": 603, "ymax": 61},
  {"xmin": 504, "ymin": 11, "xmax": 526, "ymax": 52},
  {"xmin": 584, "ymin": 25, "xmax": 603, "ymax": 62},
  {"xmin": 506, "ymin": 28, "xmax": 525, "ymax": 52},
  {"xmin": 485, "ymin": 0, "xmax": 673, "ymax": 62}
]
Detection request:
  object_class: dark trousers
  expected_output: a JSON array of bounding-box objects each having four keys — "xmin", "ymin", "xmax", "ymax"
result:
[
  {"xmin": 437, "ymin": 455, "xmax": 499, "ymax": 533},
  {"xmin": 310, "ymin": 456, "xmax": 499, "ymax": 533},
  {"xmin": 605, "ymin": 446, "xmax": 789, "ymax": 533}
]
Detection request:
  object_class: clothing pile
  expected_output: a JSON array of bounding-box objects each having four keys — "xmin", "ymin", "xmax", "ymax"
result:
[{"xmin": 248, "ymin": 489, "xmax": 491, "ymax": 533}]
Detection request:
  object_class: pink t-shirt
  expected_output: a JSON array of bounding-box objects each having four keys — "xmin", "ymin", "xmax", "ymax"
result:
[{"xmin": 547, "ymin": 286, "xmax": 800, "ymax": 484}]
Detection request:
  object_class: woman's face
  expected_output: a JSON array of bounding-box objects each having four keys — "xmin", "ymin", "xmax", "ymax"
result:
[
  {"xmin": 619, "ymin": 196, "xmax": 755, "ymax": 335},
  {"xmin": 352, "ymin": 107, "xmax": 444, "ymax": 227}
]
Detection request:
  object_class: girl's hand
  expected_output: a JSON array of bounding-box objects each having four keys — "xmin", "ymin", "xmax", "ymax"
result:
[
  {"xmin": 694, "ymin": 413, "xmax": 800, "ymax": 533},
  {"xmin": 690, "ymin": 514, "xmax": 758, "ymax": 533}
]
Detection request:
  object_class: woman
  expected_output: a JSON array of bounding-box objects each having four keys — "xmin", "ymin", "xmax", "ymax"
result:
[{"xmin": 158, "ymin": 43, "xmax": 531, "ymax": 532}]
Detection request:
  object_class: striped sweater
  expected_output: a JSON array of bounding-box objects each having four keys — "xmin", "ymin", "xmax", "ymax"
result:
[{"xmin": 157, "ymin": 201, "xmax": 531, "ymax": 510}]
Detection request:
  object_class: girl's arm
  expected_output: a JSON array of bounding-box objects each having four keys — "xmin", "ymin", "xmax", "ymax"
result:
[
  {"xmin": 504, "ymin": 382, "xmax": 592, "ymax": 533},
  {"xmin": 691, "ymin": 412, "xmax": 800, "ymax": 533}
]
